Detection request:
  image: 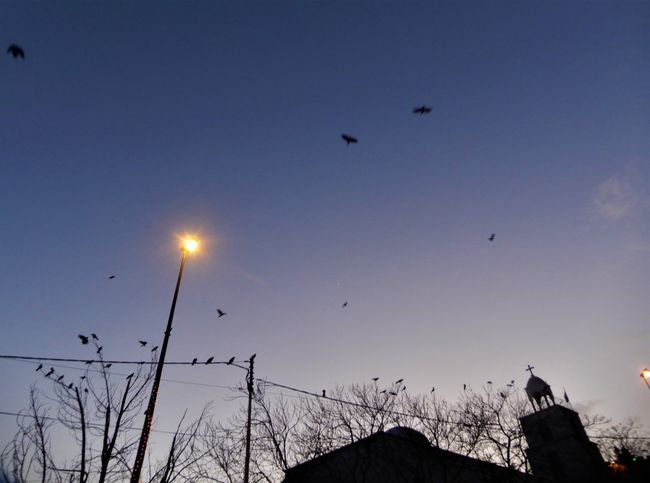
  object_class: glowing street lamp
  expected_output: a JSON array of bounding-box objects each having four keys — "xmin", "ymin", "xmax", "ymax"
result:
[
  {"xmin": 130, "ymin": 237, "xmax": 199, "ymax": 483},
  {"xmin": 641, "ymin": 368, "xmax": 650, "ymax": 392}
]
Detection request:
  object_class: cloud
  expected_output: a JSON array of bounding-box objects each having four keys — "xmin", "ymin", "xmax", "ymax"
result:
[{"xmin": 592, "ymin": 164, "xmax": 649, "ymax": 222}]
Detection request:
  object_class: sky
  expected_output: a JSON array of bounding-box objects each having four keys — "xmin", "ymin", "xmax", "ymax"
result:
[{"xmin": 1, "ymin": 0, "xmax": 649, "ymax": 459}]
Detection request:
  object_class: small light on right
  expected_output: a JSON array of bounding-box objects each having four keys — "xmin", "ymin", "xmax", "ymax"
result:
[{"xmin": 641, "ymin": 368, "xmax": 650, "ymax": 392}]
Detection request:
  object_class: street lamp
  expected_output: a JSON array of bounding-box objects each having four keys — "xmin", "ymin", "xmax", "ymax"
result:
[
  {"xmin": 130, "ymin": 237, "xmax": 199, "ymax": 483},
  {"xmin": 641, "ymin": 368, "xmax": 650, "ymax": 392}
]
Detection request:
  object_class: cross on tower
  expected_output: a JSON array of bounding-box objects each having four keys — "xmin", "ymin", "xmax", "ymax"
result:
[{"xmin": 526, "ymin": 364, "xmax": 535, "ymax": 376}]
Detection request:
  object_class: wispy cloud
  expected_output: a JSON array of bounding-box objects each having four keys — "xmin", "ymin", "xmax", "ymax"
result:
[{"xmin": 592, "ymin": 163, "xmax": 649, "ymax": 222}]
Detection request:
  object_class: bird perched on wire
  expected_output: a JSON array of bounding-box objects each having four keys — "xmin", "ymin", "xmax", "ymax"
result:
[
  {"xmin": 104, "ymin": 363, "xmax": 112, "ymax": 369},
  {"xmin": 36, "ymin": 364, "xmax": 43, "ymax": 372},
  {"xmin": 57, "ymin": 375, "xmax": 64, "ymax": 382},
  {"xmin": 45, "ymin": 368, "xmax": 54, "ymax": 377},
  {"xmin": 412, "ymin": 105, "xmax": 432, "ymax": 115},
  {"xmin": 489, "ymin": 234, "xmax": 495, "ymax": 242},
  {"xmin": 322, "ymin": 390, "xmax": 326, "ymax": 397},
  {"xmin": 126, "ymin": 373, "xmax": 134, "ymax": 380},
  {"xmin": 191, "ymin": 358, "xmax": 197, "ymax": 366},
  {"xmin": 7, "ymin": 44, "xmax": 25, "ymax": 59},
  {"xmin": 227, "ymin": 357, "xmax": 235, "ymax": 365},
  {"xmin": 217, "ymin": 309, "xmax": 226, "ymax": 318},
  {"xmin": 78, "ymin": 335, "xmax": 89, "ymax": 345},
  {"xmin": 341, "ymin": 134, "xmax": 358, "ymax": 145},
  {"xmin": 151, "ymin": 346, "xmax": 158, "ymax": 352},
  {"xmin": 205, "ymin": 357, "xmax": 214, "ymax": 365}
]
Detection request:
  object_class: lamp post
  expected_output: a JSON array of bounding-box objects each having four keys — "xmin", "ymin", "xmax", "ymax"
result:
[
  {"xmin": 641, "ymin": 368, "xmax": 650, "ymax": 392},
  {"xmin": 130, "ymin": 237, "xmax": 199, "ymax": 483}
]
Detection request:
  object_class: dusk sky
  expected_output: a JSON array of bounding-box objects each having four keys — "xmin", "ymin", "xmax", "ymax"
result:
[{"xmin": 1, "ymin": 0, "xmax": 649, "ymax": 455}]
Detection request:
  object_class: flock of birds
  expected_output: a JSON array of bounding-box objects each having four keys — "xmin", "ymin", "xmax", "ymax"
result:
[{"xmin": 9, "ymin": 40, "xmax": 506, "ymax": 400}]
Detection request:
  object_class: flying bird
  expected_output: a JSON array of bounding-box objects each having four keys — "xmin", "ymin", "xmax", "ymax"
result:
[
  {"xmin": 108, "ymin": 275, "xmax": 116, "ymax": 279},
  {"xmin": 57, "ymin": 375, "xmax": 64, "ymax": 382},
  {"xmin": 341, "ymin": 134, "xmax": 358, "ymax": 145},
  {"xmin": 227, "ymin": 357, "xmax": 235, "ymax": 365},
  {"xmin": 138, "ymin": 340, "xmax": 147, "ymax": 347},
  {"xmin": 36, "ymin": 364, "xmax": 43, "ymax": 372},
  {"xmin": 91, "ymin": 333, "xmax": 99, "ymax": 340},
  {"xmin": 205, "ymin": 357, "xmax": 214, "ymax": 365},
  {"xmin": 45, "ymin": 368, "xmax": 55, "ymax": 377},
  {"xmin": 412, "ymin": 105, "xmax": 432, "ymax": 115},
  {"xmin": 191, "ymin": 358, "xmax": 197, "ymax": 366},
  {"xmin": 217, "ymin": 309, "xmax": 226, "ymax": 318},
  {"xmin": 342, "ymin": 301, "xmax": 348, "ymax": 308},
  {"xmin": 489, "ymin": 234, "xmax": 495, "ymax": 242},
  {"xmin": 7, "ymin": 44, "xmax": 25, "ymax": 59},
  {"xmin": 78, "ymin": 335, "xmax": 89, "ymax": 345}
]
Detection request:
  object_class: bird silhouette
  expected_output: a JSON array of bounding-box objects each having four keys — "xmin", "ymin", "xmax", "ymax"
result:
[
  {"xmin": 45, "ymin": 368, "xmax": 55, "ymax": 377},
  {"xmin": 487, "ymin": 381, "xmax": 493, "ymax": 384},
  {"xmin": 413, "ymin": 105, "xmax": 432, "ymax": 115},
  {"xmin": 151, "ymin": 346, "xmax": 158, "ymax": 352},
  {"xmin": 96, "ymin": 346, "xmax": 103, "ymax": 354},
  {"xmin": 108, "ymin": 275, "xmax": 116, "ymax": 279},
  {"xmin": 205, "ymin": 357, "xmax": 214, "ymax": 365},
  {"xmin": 395, "ymin": 378, "xmax": 404, "ymax": 384},
  {"xmin": 463, "ymin": 384, "xmax": 467, "ymax": 391},
  {"xmin": 371, "ymin": 377, "xmax": 379, "ymax": 382},
  {"xmin": 489, "ymin": 234, "xmax": 495, "ymax": 242},
  {"xmin": 216, "ymin": 309, "xmax": 226, "ymax": 318},
  {"xmin": 84, "ymin": 388, "xmax": 88, "ymax": 393},
  {"xmin": 322, "ymin": 390, "xmax": 326, "ymax": 397},
  {"xmin": 78, "ymin": 335, "xmax": 89, "ymax": 345},
  {"xmin": 138, "ymin": 340, "xmax": 147, "ymax": 347},
  {"xmin": 342, "ymin": 301, "xmax": 348, "ymax": 308},
  {"xmin": 227, "ymin": 357, "xmax": 235, "ymax": 365},
  {"xmin": 68, "ymin": 383, "xmax": 74, "ymax": 389},
  {"xmin": 104, "ymin": 363, "xmax": 112, "ymax": 369},
  {"xmin": 191, "ymin": 358, "xmax": 197, "ymax": 365},
  {"xmin": 36, "ymin": 364, "xmax": 43, "ymax": 372},
  {"xmin": 500, "ymin": 392, "xmax": 507, "ymax": 398},
  {"xmin": 81, "ymin": 376, "xmax": 86, "ymax": 380},
  {"xmin": 341, "ymin": 134, "xmax": 358, "ymax": 145},
  {"xmin": 85, "ymin": 360, "xmax": 93, "ymax": 365},
  {"xmin": 250, "ymin": 353, "xmax": 256, "ymax": 361},
  {"xmin": 57, "ymin": 375, "xmax": 64, "ymax": 382},
  {"xmin": 91, "ymin": 333, "xmax": 99, "ymax": 340},
  {"xmin": 389, "ymin": 391, "xmax": 398, "ymax": 396},
  {"xmin": 380, "ymin": 389, "xmax": 387, "ymax": 394},
  {"xmin": 126, "ymin": 373, "xmax": 134, "ymax": 379},
  {"xmin": 7, "ymin": 44, "xmax": 25, "ymax": 59},
  {"xmin": 401, "ymin": 385, "xmax": 407, "ymax": 392},
  {"xmin": 431, "ymin": 387, "xmax": 435, "ymax": 393}
]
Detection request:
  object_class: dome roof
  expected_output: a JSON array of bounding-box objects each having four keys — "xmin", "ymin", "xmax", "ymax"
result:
[{"xmin": 385, "ymin": 426, "xmax": 430, "ymax": 446}]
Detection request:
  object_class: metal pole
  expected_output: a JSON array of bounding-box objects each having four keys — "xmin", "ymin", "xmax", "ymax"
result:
[
  {"xmin": 130, "ymin": 249, "xmax": 188, "ymax": 483},
  {"xmin": 243, "ymin": 354, "xmax": 255, "ymax": 483}
]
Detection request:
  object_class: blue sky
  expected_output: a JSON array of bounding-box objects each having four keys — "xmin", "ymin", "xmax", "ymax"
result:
[{"xmin": 1, "ymin": 0, "xmax": 649, "ymax": 454}]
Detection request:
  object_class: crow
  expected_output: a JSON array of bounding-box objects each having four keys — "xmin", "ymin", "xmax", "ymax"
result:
[
  {"xmin": 68, "ymin": 383, "xmax": 74, "ymax": 389},
  {"xmin": 206, "ymin": 357, "xmax": 214, "ymax": 365},
  {"xmin": 126, "ymin": 373, "xmax": 134, "ymax": 379},
  {"xmin": 341, "ymin": 134, "xmax": 358, "ymax": 145},
  {"xmin": 85, "ymin": 360, "xmax": 93, "ymax": 365},
  {"xmin": 487, "ymin": 381, "xmax": 493, "ymax": 384},
  {"xmin": 7, "ymin": 44, "xmax": 25, "ymax": 59},
  {"xmin": 322, "ymin": 390, "xmax": 326, "ymax": 397},
  {"xmin": 463, "ymin": 384, "xmax": 467, "ymax": 391},
  {"xmin": 91, "ymin": 333, "xmax": 99, "ymax": 340},
  {"xmin": 84, "ymin": 388, "xmax": 88, "ymax": 393},
  {"xmin": 108, "ymin": 275, "xmax": 116, "ymax": 279},
  {"xmin": 380, "ymin": 389, "xmax": 387, "ymax": 394},
  {"xmin": 191, "ymin": 358, "xmax": 197, "ymax": 366},
  {"xmin": 78, "ymin": 335, "xmax": 89, "ymax": 345},
  {"xmin": 104, "ymin": 363, "xmax": 112, "ymax": 369},
  {"xmin": 227, "ymin": 356, "xmax": 235, "ymax": 365},
  {"xmin": 45, "ymin": 368, "xmax": 55, "ymax": 377},
  {"xmin": 151, "ymin": 346, "xmax": 158, "ymax": 352},
  {"xmin": 395, "ymin": 378, "xmax": 404, "ymax": 384},
  {"xmin": 389, "ymin": 391, "xmax": 398, "ymax": 396},
  {"xmin": 371, "ymin": 377, "xmax": 379, "ymax": 382},
  {"xmin": 250, "ymin": 353, "xmax": 256, "ymax": 361},
  {"xmin": 81, "ymin": 376, "xmax": 86, "ymax": 380},
  {"xmin": 431, "ymin": 387, "xmax": 435, "ymax": 393},
  {"xmin": 500, "ymin": 392, "xmax": 507, "ymax": 398},
  {"xmin": 57, "ymin": 375, "xmax": 64, "ymax": 382},
  {"xmin": 489, "ymin": 234, "xmax": 495, "ymax": 242},
  {"xmin": 138, "ymin": 340, "xmax": 147, "ymax": 347},
  {"xmin": 36, "ymin": 364, "xmax": 43, "ymax": 372},
  {"xmin": 413, "ymin": 105, "xmax": 432, "ymax": 115},
  {"xmin": 342, "ymin": 301, "xmax": 348, "ymax": 308},
  {"xmin": 216, "ymin": 309, "xmax": 226, "ymax": 318},
  {"xmin": 96, "ymin": 346, "xmax": 103, "ymax": 354}
]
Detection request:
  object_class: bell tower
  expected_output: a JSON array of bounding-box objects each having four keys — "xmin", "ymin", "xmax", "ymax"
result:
[{"xmin": 519, "ymin": 367, "xmax": 607, "ymax": 482}]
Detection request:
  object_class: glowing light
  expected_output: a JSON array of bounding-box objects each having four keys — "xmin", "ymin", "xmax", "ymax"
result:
[
  {"xmin": 641, "ymin": 368, "xmax": 650, "ymax": 379},
  {"xmin": 182, "ymin": 238, "xmax": 199, "ymax": 253}
]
